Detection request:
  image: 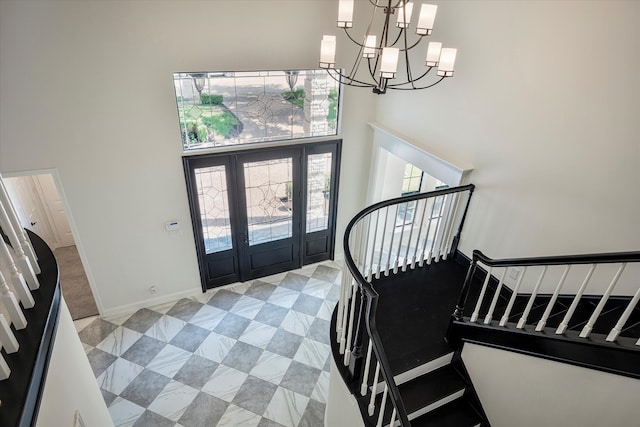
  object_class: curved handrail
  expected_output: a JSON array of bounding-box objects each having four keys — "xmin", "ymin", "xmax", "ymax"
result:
[
  {"xmin": 473, "ymin": 249, "xmax": 640, "ymax": 267},
  {"xmin": 342, "ymin": 184, "xmax": 475, "ymax": 426}
]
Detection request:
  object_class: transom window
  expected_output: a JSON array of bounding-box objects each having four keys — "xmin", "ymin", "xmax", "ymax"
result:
[{"xmin": 173, "ymin": 69, "xmax": 340, "ymax": 151}]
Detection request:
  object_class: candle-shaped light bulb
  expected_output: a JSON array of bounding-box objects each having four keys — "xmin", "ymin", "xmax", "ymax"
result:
[
  {"xmin": 425, "ymin": 42, "xmax": 442, "ymax": 67},
  {"xmin": 363, "ymin": 35, "xmax": 377, "ymax": 58},
  {"xmin": 380, "ymin": 47, "xmax": 399, "ymax": 78},
  {"xmin": 320, "ymin": 35, "xmax": 336, "ymax": 68},
  {"xmin": 338, "ymin": 0, "xmax": 354, "ymax": 28},
  {"xmin": 396, "ymin": 2, "xmax": 414, "ymax": 29},
  {"xmin": 417, "ymin": 4, "xmax": 438, "ymax": 35},
  {"xmin": 437, "ymin": 48, "xmax": 457, "ymax": 77}
]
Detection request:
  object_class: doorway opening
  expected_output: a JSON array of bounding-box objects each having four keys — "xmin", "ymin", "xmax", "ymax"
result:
[
  {"xmin": 4, "ymin": 172, "xmax": 99, "ymax": 320},
  {"xmin": 184, "ymin": 140, "xmax": 341, "ymax": 290}
]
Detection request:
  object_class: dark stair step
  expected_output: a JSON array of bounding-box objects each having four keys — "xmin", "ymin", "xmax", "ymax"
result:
[
  {"xmin": 411, "ymin": 398, "xmax": 484, "ymax": 427},
  {"xmin": 372, "ymin": 364, "xmax": 468, "ymax": 424}
]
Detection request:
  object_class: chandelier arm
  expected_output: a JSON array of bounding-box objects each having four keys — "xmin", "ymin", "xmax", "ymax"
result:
[
  {"xmin": 325, "ymin": 69, "xmax": 376, "ymax": 89},
  {"xmin": 387, "ymin": 67, "xmax": 433, "ymax": 88},
  {"xmin": 343, "ymin": 28, "xmax": 369, "ymax": 49},
  {"xmin": 402, "ymin": 27, "xmax": 414, "ymax": 87},
  {"xmin": 388, "ymin": 75, "xmax": 446, "ymax": 90},
  {"xmin": 399, "ymin": 35, "xmax": 426, "ymax": 52}
]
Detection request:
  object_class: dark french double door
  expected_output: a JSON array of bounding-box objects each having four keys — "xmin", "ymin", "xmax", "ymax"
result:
[{"xmin": 184, "ymin": 140, "xmax": 341, "ymax": 290}]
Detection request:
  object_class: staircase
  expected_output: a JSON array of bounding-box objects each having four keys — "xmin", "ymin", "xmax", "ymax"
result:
[{"xmin": 330, "ymin": 185, "xmax": 640, "ymax": 426}]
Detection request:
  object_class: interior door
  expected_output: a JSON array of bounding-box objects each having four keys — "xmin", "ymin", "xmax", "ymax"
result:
[{"xmin": 235, "ymin": 148, "xmax": 301, "ymax": 280}]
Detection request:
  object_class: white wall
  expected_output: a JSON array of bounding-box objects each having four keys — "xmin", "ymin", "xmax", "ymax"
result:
[
  {"xmin": 462, "ymin": 343, "xmax": 640, "ymax": 427},
  {"xmin": 373, "ymin": 1, "xmax": 640, "ymax": 260},
  {"xmin": 0, "ymin": 0, "xmax": 375, "ymax": 315},
  {"xmin": 37, "ymin": 299, "xmax": 113, "ymax": 427}
]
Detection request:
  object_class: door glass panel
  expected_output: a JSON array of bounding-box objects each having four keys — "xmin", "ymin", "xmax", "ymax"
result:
[
  {"xmin": 306, "ymin": 152, "xmax": 332, "ymax": 233},
  {"xmin": 194, "ymin": 166, "xmax": 233, "ymax": 254},
  {"xmin": 243, "ymin": 158, "xmax": 293, "ymax": 246}
]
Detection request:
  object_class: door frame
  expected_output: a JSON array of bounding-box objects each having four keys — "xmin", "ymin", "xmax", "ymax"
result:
[{"xmin": 183, "ymin": 139, "xmax": 342, "ymax": 291}]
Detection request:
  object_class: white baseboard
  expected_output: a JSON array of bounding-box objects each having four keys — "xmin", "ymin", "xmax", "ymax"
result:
[{"xmin": 100, "ymin": 286, "xmax": 204, "ymax": 319}]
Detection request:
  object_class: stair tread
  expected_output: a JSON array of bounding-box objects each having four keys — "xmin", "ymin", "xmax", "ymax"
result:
[
  {"xmin": 398, "ymin": 364, "xmax": 468, "ymax": 415},
  {"xmin": 410, "ymin": 398, "xmax": 483, "ymax": 427}
]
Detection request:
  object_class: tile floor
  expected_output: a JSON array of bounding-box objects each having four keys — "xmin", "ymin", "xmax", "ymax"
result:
[{"xmin": 74, "ymin": 261, "xmax": 342, "ymax": 427}]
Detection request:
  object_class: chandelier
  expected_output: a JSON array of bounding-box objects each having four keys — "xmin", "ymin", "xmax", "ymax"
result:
[{"xmin": 319, "ymin": 0, "xmax": 457, "ymax": 94}]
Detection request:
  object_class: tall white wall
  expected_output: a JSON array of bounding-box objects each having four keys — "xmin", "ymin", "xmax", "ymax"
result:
[
  {"xmin": 462, "ymin": 343, "xmax": 640, "ymax": 427},
  {"xmin": 0, "ymin": 0, "xmax": 374, "ymax": 315},
  {"xmin": 37, "ymin": 299, "xmax": 113, "ymax": 427},
  {"xmin": 373, "ymin": 1, "xmax": 640, "ymax": 259}
]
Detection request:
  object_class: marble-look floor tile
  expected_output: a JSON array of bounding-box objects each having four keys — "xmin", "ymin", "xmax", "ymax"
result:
[
  {"xmin": 244, "ymin": 280, "xmax": 277, "ymax": 301},
  {"xmin": 101, "ymin": 388, "xmax": 118, "ymax": 407},
  {"xmin": 298, "ymin": 398, "xmax": 326, "ymax": 427},
  {"xmin": 266, "ymin": 329, "xmax": 304, "ymax": 359},
  {"xmin": 263, "ymin": 386, "xmax": 309, "ymax": 427},
  {"xmin": 300, "ymin": 278, "xmax": 333, "ymax": 299},
  {"xmin": 291, "ymin": 293, "xmax": 323, "ymax": 317},
  {"xmin": 280, "ymin": 361, "xmax": 322, "ymax": 397},
  {"xmin": 232, "ymin": 295, "xmax": 265, "ymax": 320},
  {"xmin": 249, "ymin": 350, "xmax": 292, "ymax": 385},
  {"xmin": 316, "ymin": 299, "xmax": 336, "ymax": 322},
  {"xmin": 195, "ymin": 332, "xmax": 236, "ymax": 363},
  {"xmin": 146, "ymin": 344, "xmax": 192, "ymax": 378},
  {"xmin": 279, "ymin": 272, "xmax": 309, "ymax": 291},
  {"xmin": 280, "ymin": 310, "xmax": 314, "ymax": 337},
  {"xmin": 201, "ymin": 365, "xmax": 248, "ymax": 402},
  {"xmin": 257, "ymin": 418, "xmax": 287, "ymax": 427},
  {"xmin": 96, "ymin": 326, "xmax": 143, "ymax": 357},
  {"xmin": 120, "ymin": 335, "xmax": 167, "ymax": 367},
  {"xmin": 178, "ymin": 392, "xmax": 229, "ymax": 427},
  {"xmin": 173, "ymin": 354, "xmax": 218, "ymax": 389},
  {"xmin": 232, "ymin": 375, "xmax": 278, "ymax": 415},
  {"xmin": 267, "ymin": 287, "xmax": 300, "ymax": 309},
  {"xmin": 307, "ymin": 317, "xmax": 331, "ymax": 345},
  {"xmin": 311, "ymin": 370, "xmax": 330, "ymax": 404},
  {"xmin": 238, "ymin": 321, "xmax": 278, "ymax": 349},
  {"xmin": 188, "ymin": 304, "xmax": 226, "ymax": 330},
  {"xmin": 293, "ymin": 338, "xmax": 331, "ymax": 371},
  {"xmin": 86, "ymin": 347, "xmax": 118, "ymax": 377},
  {"xmin": 131, "ymin": 410, "xmax": 175, "ymax": 427},
  {"xmin": 147, "ymin": 380, "xmax": 200, "ymax": 422},
  {"xmin": 254, "ymin": 303, "xmax": 289, "ymax": 328},
  {"xmin": 120, "ymin": 369, "xmax": 171, "ymax": 408},
  {"xmin": 122, "ymin": 309, "xmax": 163, "ymax": 334},
  {"xmin": 74, "ymin": 315, "xmax": 98, "ymax": 332},
  {"xmin": 77, "ymin": 318, "xmax": 119, "ymax": 346},
  {"xmin": 97, "ymin": 357, "xmax": 145, "ymax": 395},
  {"xmin": 207, "ymin": 289, "xmax": 242, "ymax": 310},
  {"xmin": 166, "ymin": 298, "xmax": 204, "ymax": 322},
  {"xmin": 169, "ymin": 323, "xmax": 210, "ymax": 352},
  {"xmin": 108, "ymin": 397, "xmax": 146, "ymax": 427},
  {"xmin": 222, "ymin": 341, "xmax": 264, "ymax": 373},
  {"xmin": 144, "ymin": 315, "xmax": 187, "ymax": 343},
  {"xmin": 311, "ymin": 264, "xmax": 341, "ymax": 283},
  {"xmin": 214, "ymin": 312, "xmax": 251, "ymax": 339},
  {"xmin": 217, "ymin": 404, "xmax": 262, "ymax": 427}
]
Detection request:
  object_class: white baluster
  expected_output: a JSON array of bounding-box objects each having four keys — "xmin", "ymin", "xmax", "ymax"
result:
[
  {"xmin": 517, "ymin": 266, "xmax": 548, "ymax": 329},
  {"xmin": 536, "ymin": 265, "xmax": 571, "ymax": 331},
  {"xmin": 436, "ymin": 194, "xmax": 454, "ymax": 261},
  {"xmin": 0, "ymin": 201, "xmax": 40, "ymax": 290},
  {"xmin": 410, "ymin": 199, "xmax": 428, "ymax": 269},
  {"xmin": 394, "ymin": 203, "xmax": 410, "ymax": 274},
  {"xmin": 360, "ymin": 341, "xmax": 374, "ymax": 396},
  {"xmin": 443, "ymin": 193, "xmax": 461, "ymax": 259},
  {"xmin": 376, "ymin": 384, "xmax": 389, "ymax": 427},
  {"xmin": 343, "ymin": 279, "xmax": 359, "ymax": 364},
  {"xmin": 0, "ymin": 314, "xmax": 19, "ymax": 353},
  {"xmin": 389, "ymin": 408, "xmax": 397, "ymax": 427},
  {"xmin": 336, "ymin": 260, "xmax": 351, "ymax": 343},
  {"xmin": 0, "ymin": 353, "xmax": 10, "ymax": 380},
  {"xmin": 402, "ymin": 202, "xmax": 417, "ymax": 271},
  {"xmin": 368, "ymin": 362, "xmax": 381, "ymax": 416},
  {"xmin": 368, "ymin": 211, "xmax": 380, "ymax": 281},
  {"xmin": 0, "ymin": 270, "xmax": 27, "ymax": 329},
  {"xmin": 362, "ymin": 215, "xmax": 372, "ymax": 279},
  {"xmin": 484, "ymin": 269, "xmax": 507, "ymax": 324},
  {"xmin": 606, "ymin": 286, "xmax": 640, "ymax": 342},
  {"xmin": 580, "ymin": 263, "xmax": 626, "ymax": 338},
  {"xmin": 427, "ymin": 195, "xmax": 445, "ymax": 264},
  {"xmin": 471, "ymin": 265, "xmax": 492, "ymax": 323},
  {"xmin": 419, "ymin": 198, "xmax": 437, "ymax": 267},
  {"xmin": 0, "ymin": 176, "xmax": 39, "ymax": 274},
  {"xmin": 376, "ymin": 207, "xmax": 390, "ymax": 279},
  {"xmin": 499, "ymin": 266, "xmax": 527, "ymax": 326},
  {"xmin": 384, "ymin": 205, "xmax": 399, "ymax": 276},
  {"xmin": 0, "ymin": 236, "xmax": 34, "ymax": 309},
  {"xmin": 556, "ymin": 264, "xmax": 596, "ymax": 335}
]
